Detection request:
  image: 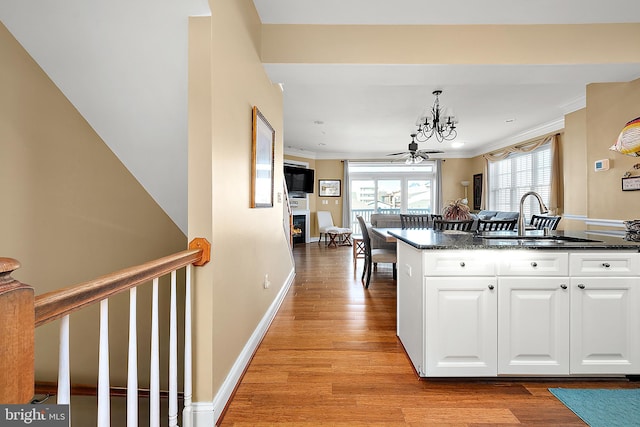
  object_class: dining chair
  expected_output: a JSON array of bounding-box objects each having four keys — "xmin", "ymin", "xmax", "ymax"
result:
[
  {"xmin": 356, "ymin": 216, "xmax": 397, "ymax": 288},
  {"xmin": 400, "ymin": 214, "xmax": 430, "ymax": 229},
  {"xmin": 476, "ymin": 218, "xmax": 518, "ymax": 231},
  {"xmin": 433, "ymin": 219, "xmax": 474, "ymax": 231},
  {"xmin": 530, "ymin": 214, "xmax": 561, "ymax": 230}
]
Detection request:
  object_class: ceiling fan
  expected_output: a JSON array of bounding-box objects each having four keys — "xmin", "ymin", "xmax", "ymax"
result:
[{"xmin": 387, "ymin": 134, "xmax": 444, "ymax": 164}]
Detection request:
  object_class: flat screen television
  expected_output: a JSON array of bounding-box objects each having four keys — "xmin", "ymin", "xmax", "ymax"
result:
[{"xmin": 284, "ymin": 165, "xmax": 314, "ymax": 193}]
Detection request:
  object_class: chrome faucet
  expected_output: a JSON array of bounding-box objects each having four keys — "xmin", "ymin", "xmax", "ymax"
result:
[{"xmin": 518, "ymin": 191, "xmax": 549, "ymax": 236}]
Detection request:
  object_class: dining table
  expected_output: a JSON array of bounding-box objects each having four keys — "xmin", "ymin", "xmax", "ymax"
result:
[{"xmin": 371, "ymin": 227, "xmax": 399, "ymax": 243}]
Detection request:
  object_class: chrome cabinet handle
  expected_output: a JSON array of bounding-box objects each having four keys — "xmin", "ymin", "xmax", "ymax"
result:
[
  {"xmin": 602, "ymin": 263, "xmax": 611, "ymax": 268},
  {"xmin": 488, "ymin": 284, "xmax": 495, "ymax": 290},
  {"xmin": 560, "ymin": 284, "xmax": 567, "ymax": 290},
  {"xmin": 460, "ymin": 261, "xmax": 466, "ymax": 267},
  {"xmin": 578, "ymin": 284, "xmax": 586, "ymax": 289},
  {"xmin": 531, "ymin": 262, "xmax": 538, "ymax": 267}
]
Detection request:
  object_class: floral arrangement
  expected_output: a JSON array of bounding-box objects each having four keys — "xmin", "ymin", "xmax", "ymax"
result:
[{"xmin": 442, "ymin": 198, "xmax": 472, "ymax": 220}]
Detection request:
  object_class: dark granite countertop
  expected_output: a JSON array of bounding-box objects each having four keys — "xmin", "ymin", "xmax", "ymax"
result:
[{"xmin": 385, "ymin": 228, "xmax": 640, "ymax": 251}]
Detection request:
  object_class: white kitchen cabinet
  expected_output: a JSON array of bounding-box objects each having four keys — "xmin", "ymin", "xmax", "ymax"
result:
[
  {"xmin": 570, "ymin": 277, "xmax": 640, "ymax": 374},
  {"xmin": 497, "ymin": 277, "xmax": 570, "ymax": 375},
  {"xmin": 396, "ymin": 242, "xmax": 425, "ymax": 375},
  {"xmin": 569, "ymin": 252, "xmax": 640, "ymax": 375},
  {"xmin": 395, "ymin": 239, "xmax": 640, "ymax": 378},
  {"xmin": 425, "ymin": 276, "xmax": 498, "ymax": 376}
]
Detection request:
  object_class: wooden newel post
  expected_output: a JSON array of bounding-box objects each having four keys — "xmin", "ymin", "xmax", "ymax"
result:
[{"xmin": 0, "ymin": 258, "xmax": 35, "ymax": 403}]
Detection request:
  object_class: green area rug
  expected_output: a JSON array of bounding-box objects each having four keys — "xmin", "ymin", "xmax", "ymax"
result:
[{"xmin": 549, "ymin": 387, "xmax": 640, "ymax": 427}]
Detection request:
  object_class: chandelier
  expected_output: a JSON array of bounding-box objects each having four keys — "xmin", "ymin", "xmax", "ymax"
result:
[{"xmin": 414, "ymin": 90, "xmax": 458, "ymax": 143}]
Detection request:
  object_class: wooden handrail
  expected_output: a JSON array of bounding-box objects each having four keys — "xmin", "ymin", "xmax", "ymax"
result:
[{"xmin": 35, "ymin": 238, "xmax": 210, "ymax": 327}]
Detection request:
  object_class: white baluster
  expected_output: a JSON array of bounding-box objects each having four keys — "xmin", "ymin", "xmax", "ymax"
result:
[
  {"xmin": 183, "ymin": 265, "xmax": 193, "ymax": 426},
  {"xmin": 127, "ymin": 287, "xmax": 138, "ymax": 427},
  {"xmin": 57, "ymin": 315, "xmax": 70, "ymax": 407},
  {"xmin": 150, "ymin": 278, "xmax": 160, "ymax": 427},
  {"xmin": 98, "ymin": 299, "xmax": 110, "ymax": 427},
  {"xmin": 169, "ymin": 270, "xmax": 178, "ymax": 427}
]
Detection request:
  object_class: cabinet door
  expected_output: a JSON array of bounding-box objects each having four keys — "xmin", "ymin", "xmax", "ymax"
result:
[
  {"xmin": 498, "ymin": 278, "xmax": 569, "ymax": 375},
  {"xmin": 425, "ymin": 277, "xmax": 497, "ymax": 376},
  {"xmin": 570, "ymin": 277, "xmax": 640, "ymax": 374}
]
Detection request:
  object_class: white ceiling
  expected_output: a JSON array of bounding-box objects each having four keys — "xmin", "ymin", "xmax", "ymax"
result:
[
  {"xmin": 254, "ymin": 0, "xmax": 640, "ymax": 159},
  {"xmin": 1, "ymin": 1, "xmax": 639, "ymax": 233}
]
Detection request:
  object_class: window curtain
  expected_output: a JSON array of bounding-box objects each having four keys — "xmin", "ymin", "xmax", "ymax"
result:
[
  {"xmin": 435, "ymin": 159, "xmax": 443, "ymax": 215},
  {"xmin": 342, "ymin": 160, "xmax": 351, "ymax": 228},
  {"xmin": 481, "ymin": 134, "xmax": 560, "ymax": 213}
]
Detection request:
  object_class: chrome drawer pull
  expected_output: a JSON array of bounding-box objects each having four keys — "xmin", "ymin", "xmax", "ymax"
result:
[
  {"xmin": 488, "ymin": 284, "xmax": 494, "ymax": 290},
  {"xmin": 560, "ymin": 284, "xmax": 567, "ymax": 290},
  {"xmin": 460, "ymin": 262, "xmax": 465, "ymax": 267},
  {"xmin": 602, "ymin": 263, "xmax": 611, "ymax": 268},
  {"xmin": 578, "ymin": 284, "xmax": 586, "ymax": 289},
  {"xmin": 531, "ymin": 262, "xmax": 538, "ymax": 267}
]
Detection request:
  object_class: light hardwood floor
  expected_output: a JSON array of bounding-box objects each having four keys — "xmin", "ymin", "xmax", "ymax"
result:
[{"xmin": 218, "ymin": 242, "xmax": 638, "ymax": 426}]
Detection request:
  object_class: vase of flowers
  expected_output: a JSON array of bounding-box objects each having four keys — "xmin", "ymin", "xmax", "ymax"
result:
[{"xmin": 442, "ymin": 199, "xmax": 472, "ymax": 220}]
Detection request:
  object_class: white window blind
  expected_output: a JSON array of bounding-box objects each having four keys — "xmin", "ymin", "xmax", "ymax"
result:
[{"xmin": 488, "ymin": 144, "xmax": 551, "ymax": 220}]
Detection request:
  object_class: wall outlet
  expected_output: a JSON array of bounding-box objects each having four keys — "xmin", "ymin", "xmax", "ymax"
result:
[{"xmin": 263, "ymin": 273, "xmax": 270, "ymax": 289}]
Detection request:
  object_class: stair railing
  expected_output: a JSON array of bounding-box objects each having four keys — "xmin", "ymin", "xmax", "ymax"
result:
[{"xmin": 0, "ymin": 237, "xmax": 211, "ymax": 427}]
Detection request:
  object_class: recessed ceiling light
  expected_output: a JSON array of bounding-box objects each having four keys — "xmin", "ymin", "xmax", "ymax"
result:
[
  {"xmin": 318, "ymin": 142, "xmax": 326, "ymax": 146},
  {"xmin": 505, "ymin": 118, "xmax": 516, "ymax": 123},
  {"xmin": 451, "ymin": 141, "xmax": 465, "ymax": 148},
  {"xmin": 313, "ymin": 120, "xmax": 324, "ymax": 125}
]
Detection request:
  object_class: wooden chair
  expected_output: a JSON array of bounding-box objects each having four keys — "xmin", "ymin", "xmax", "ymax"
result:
[
  {"xmin": 433, "ymin": 219, "xmax": 474, "ymax": 231},
  {"xmin": 356, "ymin": 216, "xmax": 397, "ymax": 288},
  {"xmin": 530, "ymin": 214, "xmax": 561, "ymax": 230},
  {"xmin": 477, "ymin": 218, "xmax": 517, "ymax": 231},
  {"xmin": 400, "ymin": 214, "xmax": 430, "ymax": 229}
]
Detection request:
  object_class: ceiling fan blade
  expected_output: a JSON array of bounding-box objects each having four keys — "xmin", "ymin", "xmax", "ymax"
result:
[
  {"xmin": 386, "ymin": 152, "xmax": 408, "ymax": 156},
  {"xmin": 417, "ymin": 149, "xmax": 444, "ymax": 154}
]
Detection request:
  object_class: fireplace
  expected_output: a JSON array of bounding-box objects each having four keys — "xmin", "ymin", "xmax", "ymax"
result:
[{"xmin": 292, "ymin": 214, "xmax": 306, "ymax": 245}]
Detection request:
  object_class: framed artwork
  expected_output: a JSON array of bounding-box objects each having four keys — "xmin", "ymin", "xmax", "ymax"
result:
[
  {"xmin": 251, "ymin": 106, "xmax": 275, "ymax": 208},
  {"xmin": 622, "ymin": 176, "xmax": 640, "ymax": 191},
  {"xmin": 319, "ymin": 179, "xmax": 341, "ymax": 197},
  {"xmin": 473, "ymin": 173, "xmax": 483, "ymax": 211}
]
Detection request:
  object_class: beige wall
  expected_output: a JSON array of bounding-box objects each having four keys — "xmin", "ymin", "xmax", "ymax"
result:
[
  {"xmin": 283, "ymin": 156, "xmax": 345, "ymax": 235},
  {"xmin": 262, "ymin": 24, "xmax": 640, "ymax": 65},
  {"xmin": 188, "ymin": 0, "xmax": 295, "ymax": 401},
  {"xmin": 563, "ymin": 109, "xmax": 588, "ymax": 230},
  {"xmin": 585, "ymin": 78, "xmax": 640, "ymax": 223},
  {"xmin": 440, "ymin": 158, "xmax": 476, "ymax": 213},
  {"xmin": 0, "ymin": 23, "xmax": 186, "ymax": 384},
  {"xmin": 314, "ymin": 160, "xmax": 344, "ymax": 232}
]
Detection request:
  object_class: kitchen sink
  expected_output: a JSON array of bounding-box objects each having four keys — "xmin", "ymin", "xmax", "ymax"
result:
[{"xmin": 480, "ymin": 234, "xmax": 603, "ymax": 244}]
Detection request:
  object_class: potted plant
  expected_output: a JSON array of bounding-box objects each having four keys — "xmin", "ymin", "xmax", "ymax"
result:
[{"xmin": 442, "ymin": 199, "xmax": 472, "ymax": 220}]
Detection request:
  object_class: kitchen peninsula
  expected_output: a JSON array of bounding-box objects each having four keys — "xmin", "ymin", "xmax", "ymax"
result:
[{"xmin": 390, "ymin": 228, "xmax": 640, "ymax": 378}]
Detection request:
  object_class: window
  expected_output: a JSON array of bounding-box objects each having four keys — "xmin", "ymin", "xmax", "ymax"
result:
[
  {"xmin": 349, "ymin": 162, "xmax": 439, "ymax": 232},
  {"xmin": 488, "ymin": 144, "xmax": 551, "ymax": 220}
]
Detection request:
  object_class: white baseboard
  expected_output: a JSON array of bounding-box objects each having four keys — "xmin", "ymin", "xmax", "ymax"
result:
[{"xmin": 189, "ymin": 267, "xmax": 295, "ymax": 427}]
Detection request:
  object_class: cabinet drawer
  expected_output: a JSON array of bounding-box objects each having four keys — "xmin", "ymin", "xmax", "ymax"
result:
[
  {"xmin": 569, "ymin": 252, "xmax": 640, "ymax": 276},
  {"xmin": 424, "ymin": 250, "xmax": 496, "ymax": 276},
  {"xmin": 498, "ymin": 252, "xmax": 568, "ymax": 276}
]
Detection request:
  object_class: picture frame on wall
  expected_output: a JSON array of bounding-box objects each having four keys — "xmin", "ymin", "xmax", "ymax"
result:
[
  {"xmin": 473, "ymin": 173, "xmax": 483, "ymax": 211},
  {"xmin": 251, "ymin": 106, "xmax": 275, "ymax": 208},
  {"xmin": 319, "ymin": 179, "xmax": 341, "ymax": 197}
]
